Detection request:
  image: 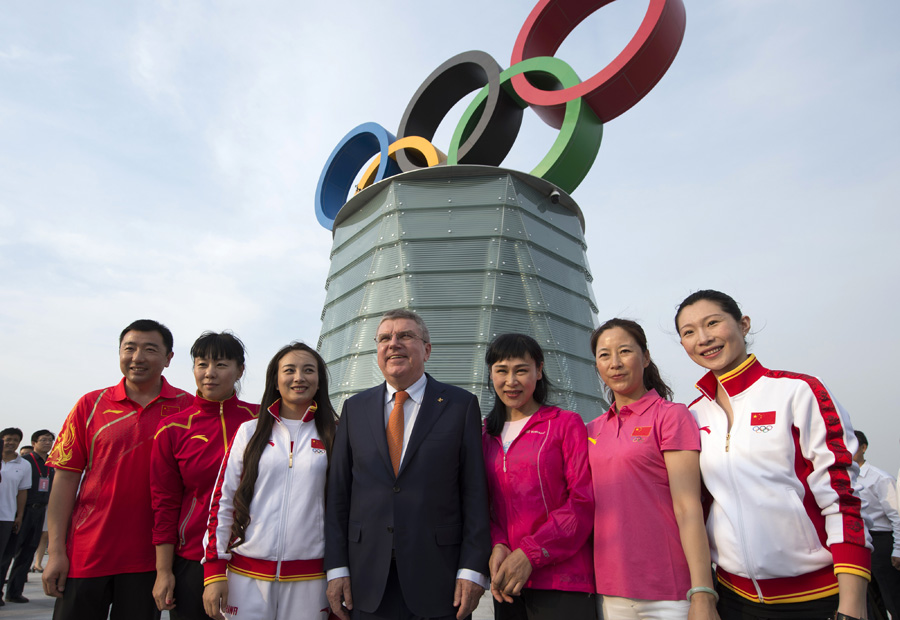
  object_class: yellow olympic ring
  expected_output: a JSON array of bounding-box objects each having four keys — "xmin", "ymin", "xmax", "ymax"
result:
[{"xmin": 356, "ymin": 136, "xmax": 446, "ymax": 193}]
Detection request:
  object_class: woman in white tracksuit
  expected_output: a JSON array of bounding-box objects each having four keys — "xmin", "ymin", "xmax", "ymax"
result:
[
  {"xmin": 674, "ymin": 290, "xmax": 870, "ymax": 620},
  {"xmin": 202, "ymin": 343, "xmax": 337, "ymax": 620}
]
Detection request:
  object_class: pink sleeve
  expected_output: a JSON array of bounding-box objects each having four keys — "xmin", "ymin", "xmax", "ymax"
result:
[
  {"xmin": 482, "ymin": 431, "xmax": 510, "ymax": 548},
  {"xmin": 518, "ymin": 413, "xmax": 594, "ymax": 569},
  {"xmin": 658, "ymin": 402, "xmax": 701, "ymax": 452}
]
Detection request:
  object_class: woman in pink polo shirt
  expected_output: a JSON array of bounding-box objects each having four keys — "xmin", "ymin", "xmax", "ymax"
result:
[
  {"xmin": 588, "ymin": 318, "xmax": 718, "ymax": 620},
  {"xmin": 482, "ymin": 333, "xmax": 595, "ymax": 620}
]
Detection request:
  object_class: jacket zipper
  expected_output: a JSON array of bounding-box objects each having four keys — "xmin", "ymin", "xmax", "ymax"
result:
[
  {"xmin": 275, "ymin": 420, "xmax": 295, "ymax": 580},
  {"xmin": 219, "ymin": 402, "xmax": 228, "ymax": 453},
  {"xmin": 721, "ymin": 399, "xmax": 763, "ymax": 601},
  {"xmin": 179, "ymin": 497, "xmax": 197, "ymax": 548},
  {"xmin": 495, "ymin": 411, "xmax": 551, "ymax": 550}
]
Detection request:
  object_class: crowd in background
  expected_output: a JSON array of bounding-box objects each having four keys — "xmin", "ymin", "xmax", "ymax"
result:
[{"xmin": 0, "ymin": 289, "xmax": 897, "ymax": 620}]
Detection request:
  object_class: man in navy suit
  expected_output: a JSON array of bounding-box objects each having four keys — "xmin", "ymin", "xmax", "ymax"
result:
[{"xmin": 325, "ymin": 309, "xmax": 490, "ymax": 620}]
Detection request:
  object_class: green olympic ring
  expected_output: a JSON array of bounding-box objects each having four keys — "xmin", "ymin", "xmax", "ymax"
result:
[{"xmin": 447, "ymin": 56, "xmax": 602, "ymax": 194}]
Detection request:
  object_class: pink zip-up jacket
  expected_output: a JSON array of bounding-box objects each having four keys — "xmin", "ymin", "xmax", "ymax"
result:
[{"xmin": 482, "ymin": 405, "xmax": 594, "ymax": 593}]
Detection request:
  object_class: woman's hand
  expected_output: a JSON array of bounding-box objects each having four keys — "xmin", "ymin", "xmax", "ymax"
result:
[
  {"xmin": 492, "ymin": 548, "xmax": 533, "ymax": 600},
  {"xmin": 152, "ymin": 569, "xmax": 176, "ymax": 611},
  {"xmin": 203, "ymin": 581, "xmax": 229, "ymax": 620},
  {"xmin": 489, "ymin": 544, "xmax": 512, "ymax": 603},
  {"xmin": 688, "ymin": 590, "xmax": 720, "ymax": 620}
]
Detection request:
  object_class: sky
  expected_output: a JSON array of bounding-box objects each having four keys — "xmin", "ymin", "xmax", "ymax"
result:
[{"xmin": 2, "ymin": 1, "xmax": 899, "ymax": 472}]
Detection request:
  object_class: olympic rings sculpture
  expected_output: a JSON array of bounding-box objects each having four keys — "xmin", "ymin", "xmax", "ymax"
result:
[{"xmin": 314, "ymin": 0, "xmax": 686, "ymax": 230}]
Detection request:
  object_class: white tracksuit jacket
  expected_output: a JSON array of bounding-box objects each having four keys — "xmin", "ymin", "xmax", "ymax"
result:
[
  {"xmin": 203, "ymin": 400, "xmax": 327, "ymax": 584},
  {"xmin": 688, "ymin": 355, "xmax": 871, "ymax": 603}
]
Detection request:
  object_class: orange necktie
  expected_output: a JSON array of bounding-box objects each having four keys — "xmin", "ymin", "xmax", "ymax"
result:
[{"xmin": 387, "ymin": 391, "xmax": 409, "ymax": 476}]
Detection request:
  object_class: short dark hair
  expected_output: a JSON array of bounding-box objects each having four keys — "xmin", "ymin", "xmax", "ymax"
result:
[
  {"xmin": 674, "ymin": 290, "xmax": 743, "ymax": 333},
  {"xmin": 190, "ymin": 331, "xmax": 247, "ymax": 366},
  {"xmin": 855, "ymin": 430, "xmax": 868, "ymax": 448},
  {"xmin": 378, "ymin": 309, "xmax": 430, "ymax": 343},
  {"xmin": 484, "ymin": 333, "xmax": 552, "ymax": 436},
  {"xmin": 119, "ymin": 320, "xmax": 174, "ymax": 355},
  {"xmin": 31, "ymin": 429, "xmax": 54, "ymax": 443},
  {"xmin": 0, "ymin": 428, "xmax": 23, "ymax": 441}
]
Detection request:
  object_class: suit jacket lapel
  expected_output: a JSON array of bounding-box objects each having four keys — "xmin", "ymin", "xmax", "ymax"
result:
[
  {"xmin": 365, "ymin": 383, "xmax": 394, "ymax": 476},
  {"xmin": 399, "ymin": 375, "xmax": 445, "ymax": 476}
]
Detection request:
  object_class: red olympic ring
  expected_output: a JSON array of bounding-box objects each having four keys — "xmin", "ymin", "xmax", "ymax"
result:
[{"xmin": 510, "ymin": 0, "xmax": 686, "ymax": 127}]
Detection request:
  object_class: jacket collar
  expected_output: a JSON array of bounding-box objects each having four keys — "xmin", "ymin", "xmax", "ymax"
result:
[
  {"xmin": 383, "ymin": 372, "xmax": 427, "ymax": 406},
  {"xmin": 695, "ymin": 354, "xmax": 767, "ymax": 400},
  {"xmin": 501, "ymin": 404, "xmax": 562, "ymax": 436},
  {"xmin": 267, "ymin": 398, "xmax": 317, "ymax": 423},
  {"xmin": 193, "ymin": 391, "xmax": 238, "ymax": 414},
  {"xmin": 604, "ymin": 388, "xmax": 659, "ymax": 419}
]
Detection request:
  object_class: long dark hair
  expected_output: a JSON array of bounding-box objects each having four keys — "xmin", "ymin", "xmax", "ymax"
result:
[
  {"xmin": 229, "ymin": 343, "xmax": 337, "ymax": 549},
  {"xmin": 590, "ymin": 318, "xmax": 673, "ymax": 402},
  {"xmin": 484, "ymin": 334, "xmax": 551, "ymax": 437}
]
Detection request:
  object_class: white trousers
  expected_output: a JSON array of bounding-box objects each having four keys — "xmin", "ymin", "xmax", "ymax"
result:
[
  {"xmin": 597, "ymin": 595, "xmax": 690, "ymax": 620},
  {"xmin": 222, "ymin": 570, "xmax": 329, "ymax": 620}
]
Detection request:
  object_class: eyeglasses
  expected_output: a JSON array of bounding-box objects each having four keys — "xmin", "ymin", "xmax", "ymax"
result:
[{"xmin": 374, "ymin": 331, "xmax": 427, "ymax": 345}]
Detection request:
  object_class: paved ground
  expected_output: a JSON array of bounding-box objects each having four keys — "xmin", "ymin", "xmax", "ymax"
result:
[{"xmin": 2, "ymin": 574, "xmax": 495, "ymax": 619}]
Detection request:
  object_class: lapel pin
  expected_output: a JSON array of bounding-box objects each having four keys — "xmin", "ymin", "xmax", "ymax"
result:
[{"xmin": 437, "ymin": 397, "xmax": 444, "ymax": 402}]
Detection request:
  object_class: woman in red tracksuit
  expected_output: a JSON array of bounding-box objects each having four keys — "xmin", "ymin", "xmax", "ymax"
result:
[
  {"xmin": 151, "ymin": 332, "xmax": 258, "ymax": 620},
  {"xmin": 481, "ymin": 333, "xmax": 594, "ymax": 620}
]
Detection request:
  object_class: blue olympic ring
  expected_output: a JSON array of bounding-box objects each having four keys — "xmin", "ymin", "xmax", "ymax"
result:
[{"xmin": 314, "ymin": 122, "xmax": 401, "ymax": 230}]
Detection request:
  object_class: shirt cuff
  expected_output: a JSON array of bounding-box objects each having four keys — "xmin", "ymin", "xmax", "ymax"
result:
[
  {"xmin": 327, "ymin": 567, "xmax": 351, "ymax": 581},
  {"xmin": 456, "ymin": 568, "xmax": 489, "ymax": 590}
]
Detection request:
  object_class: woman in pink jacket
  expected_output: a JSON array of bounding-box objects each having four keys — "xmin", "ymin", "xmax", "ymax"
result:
[{"xmin": 482, "ymin": 333, "xmax": 594, "ymax": 620}]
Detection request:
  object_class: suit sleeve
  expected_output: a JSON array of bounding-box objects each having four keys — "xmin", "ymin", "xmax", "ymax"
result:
[
  {"xmin": 202, "ymin": 421, "xmax": 249, "ymax": 584},
  {"xmin": 791, "ymin": 376, "xmax": 871, "ymax": 578},
  {"xmin": 151, "ymin": 423, "xmax": 186, "ymax": 546},
  {"xmin": 457, "ymin": 393, "xmax": 491, "ymax": 575},
  {"xmin": 325, "ymin": 400, "xmax": 353, "ymax": 572},
  {"xmin": 516, "ymin": 413, "xmax": 593, "ymax": 569}
]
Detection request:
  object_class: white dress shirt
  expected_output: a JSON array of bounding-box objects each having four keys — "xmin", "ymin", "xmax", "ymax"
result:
[{"xmin": 858, "ymin": 461, "xmax": 900, "ymax": 556}]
